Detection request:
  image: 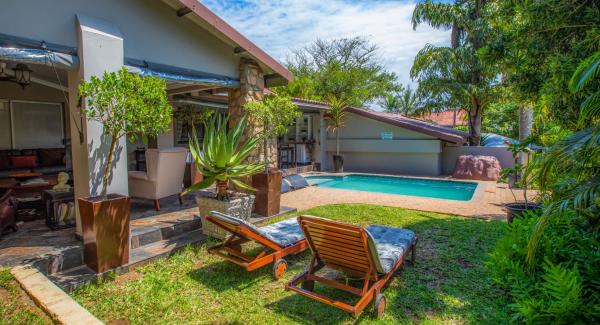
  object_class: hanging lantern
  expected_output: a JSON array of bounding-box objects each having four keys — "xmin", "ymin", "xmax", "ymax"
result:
[{"xmin": 12, "ymin": 63, "xmax": 32, "ymax": 89}]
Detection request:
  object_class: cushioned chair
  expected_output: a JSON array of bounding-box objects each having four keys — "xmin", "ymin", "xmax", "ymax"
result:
[
  {"xmin": 286, "ymin": 215, "xmax": 418, "ymax": 318},
  {"xmin": 205, "ymin": 211, "xmax": 308, "ymax": 279},
  {"xmin": 128, "ymin": 147, "xmax": 188, "ymax": 211},
  {"xmin": 0, "ymin": 190, "xmax": 18, "ymax": 235}
]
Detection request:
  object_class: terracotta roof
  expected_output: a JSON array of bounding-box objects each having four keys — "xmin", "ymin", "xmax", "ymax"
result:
[
  {"xmin": 419, "ymin": 110, "xmax": 467, "ymax": 127},
  {"xmin": 346, "ymin": 108, "xmax": 468, "ymax": 144},
  {"xmin": 175, "ymin": 0, "xmax": 292, "ymax": 82}
]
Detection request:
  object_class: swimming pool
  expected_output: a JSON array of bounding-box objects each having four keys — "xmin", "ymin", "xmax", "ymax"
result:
[{"xmin": 306, "ymin": 174, "xmax": 477, "ymax": 201}]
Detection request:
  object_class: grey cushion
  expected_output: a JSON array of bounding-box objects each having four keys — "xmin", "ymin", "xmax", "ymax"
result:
[
  {"xmin": 209, "ymin": 211, "xmax": 304, "ymax": 247},
  {"xmin": 365, "ymin": 225, "xmax": 416, "ymax": 274},
  {"xmin": 285, "ymin": 174, "xmax": 309, "ymax": 189}
]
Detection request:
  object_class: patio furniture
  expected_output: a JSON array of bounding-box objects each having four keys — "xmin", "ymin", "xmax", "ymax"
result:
[
  {"xmin": 205, "ymin": 211, "xmax": 308, "ymax": 279},
  {"xmin": 42, "ymin": 189, "xmax": 75, "ymax": 230},
  {"xmin": 0, "ymin": 189, "xmax": 18, "ymax": 235},
  {"xmin": 128, "ymin": 147, "xmax": 188, "ymax": 211},
  {"xmin": 286, "ymin": 215, "xmax": 418, "ymax": 318}
]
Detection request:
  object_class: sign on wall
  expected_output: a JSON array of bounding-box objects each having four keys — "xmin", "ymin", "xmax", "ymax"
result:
[{"xmin": 380, "ymin": 131, "xmax": 393, "ymax": 140}]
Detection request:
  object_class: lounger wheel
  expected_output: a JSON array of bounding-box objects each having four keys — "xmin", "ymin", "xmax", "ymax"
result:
[
  {"xmin": 273, "ymin": 259, "xmax": 288, "ymax": 279},
  {"xmin": 301, "ymin": 280, "xmax": 314, "ymax": 291},
  {"xmin": 374, "ymin": 293, "xmax": 386, "ymax": 319}
]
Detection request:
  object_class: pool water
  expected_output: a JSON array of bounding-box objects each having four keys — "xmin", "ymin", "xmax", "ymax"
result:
[{"xmin": 306, "ymin": 175, "xmax": 477, "ymax": 201}]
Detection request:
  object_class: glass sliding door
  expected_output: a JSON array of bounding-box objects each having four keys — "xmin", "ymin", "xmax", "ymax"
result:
[{"xmin": 10, "ymin": 100, "xmax": 64, "ymax": 149}]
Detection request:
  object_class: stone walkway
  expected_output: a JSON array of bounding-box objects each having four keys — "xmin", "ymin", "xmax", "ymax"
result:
[{"xmin": 282, "ymin": 176, "xmax": 533, "ymax": 220}]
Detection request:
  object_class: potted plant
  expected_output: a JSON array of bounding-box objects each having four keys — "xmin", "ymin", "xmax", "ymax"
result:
[
  {"xmin": 244, "ymin": 94, "xmax": 300, "ymax": 217},
  {"xmin": 173, "ymin": 105, "xmax": 214, "ymax": 186},
  {"xmin": 325, "ymin": 97, "xmax": 347, "ymax": 172},
  {"xmin": 500, "ymin": 138, "xmax": 542, "ymax": 222},
  {"xmin": 78, "ymin": 67, "xmax": 172, "ymax": 272},
  {"xmin": 183, "ymin": 115, "xmax": 263, "ymax": 238}
]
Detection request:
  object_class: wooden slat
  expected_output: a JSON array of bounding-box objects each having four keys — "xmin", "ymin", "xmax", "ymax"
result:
[
  {"xmin": 306, "ymin": 227, "xmax": 364, "ymax": 242},
  {"xmin": 301, "ymin": 221, "xmax": 362, "ymax": 237},
  {"xmin": 308, "ymin": 232, "xmax": 366, "ymax": 248},
  {"xmin": 314, "ymin": 246, "xmax": 370, "ymax": 263},
  {"xmin": 319, "ymin": 252, "xmax": 370, "ymax": 270},
  {"xmin": 313, "ymin": 241, "xmax": 367, "ymax": 257},
  {"xmin": 308, "ymin": 274, "xmax": 363, "ymax": 296}
]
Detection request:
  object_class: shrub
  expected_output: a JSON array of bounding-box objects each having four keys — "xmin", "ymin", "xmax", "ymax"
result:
[{"xmin": 487, "ymin": 211, "xmax": 600, "ymax": 323}]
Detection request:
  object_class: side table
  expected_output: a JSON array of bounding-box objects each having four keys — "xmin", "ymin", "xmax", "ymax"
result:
[{"xmin": 42, "ymin": 190, "xmax": 75, "ymax": 230}]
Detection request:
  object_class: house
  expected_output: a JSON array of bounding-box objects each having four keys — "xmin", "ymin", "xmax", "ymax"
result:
[{"xmin": 0, "ymin": 0, "xmax": 292, "ymax": 237}]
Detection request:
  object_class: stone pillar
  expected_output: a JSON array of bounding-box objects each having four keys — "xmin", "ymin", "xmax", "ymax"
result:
[
  {"xmin": 68, "ymin": 15, "xmax": 128, "ymax": 236},
  {"xmin": 228, "ymin": 58, "xmax": 277, "ymax": 166}
]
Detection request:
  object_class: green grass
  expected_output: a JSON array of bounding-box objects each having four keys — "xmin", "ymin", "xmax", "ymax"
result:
[
  {"xmin": 0, "ymin": 268, "xmax": 52, "ymax": 324},
  {"xmin": 72, "ymin": 204, "xmax": 510, "ymax": 324}
]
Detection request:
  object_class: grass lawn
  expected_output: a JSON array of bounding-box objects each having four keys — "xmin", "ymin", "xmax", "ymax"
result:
[
  {"xmin": 72, "ymin": 204, "xmax": 510, "ymax": 324},
  {"xmin": 0, "ymin": 268, "xmax": 52, "ymax": 324}
]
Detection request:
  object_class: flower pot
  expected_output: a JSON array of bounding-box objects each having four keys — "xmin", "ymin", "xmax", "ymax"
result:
[
  {"xmin": 333, "ymin": 155, "xmax": 344, "ymax": 173},
  {"xmin": 196, "ymin": 190, "xmax": 254, "ymax": 239},
  {"xmin": 77, "ymin": 194, "xmax": 130, "ymax": 273},
  {"xmin": 252, "ymin": 170, "xmax": 282, "ymax": 217},
  {"xmin": 505, "ymin": 202, "xmax": 542, "ymax": 223}
]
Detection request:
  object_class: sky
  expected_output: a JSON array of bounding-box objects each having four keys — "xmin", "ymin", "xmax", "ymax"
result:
[{"xmin": 202, "ymin": 0, "xmax": 451, "ymax": 87}]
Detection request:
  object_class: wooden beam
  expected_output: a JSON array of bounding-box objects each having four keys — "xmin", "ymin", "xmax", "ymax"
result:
[
  {"xmin": 167, "ymin": 84, "xmax": 218, "ymax": 96},
  {"xmin": 176, "ymin": 7, "xmax": 192, "ymax": 17}
]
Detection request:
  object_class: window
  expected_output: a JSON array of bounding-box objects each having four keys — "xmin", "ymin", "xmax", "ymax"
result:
[{"xmin": 6, "ymin": 100, "xmax": 64, "ymax": 149}]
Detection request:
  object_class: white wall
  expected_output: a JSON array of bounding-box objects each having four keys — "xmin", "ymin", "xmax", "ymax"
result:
[
  {"xmin": 325, "ymin": 113, "xmax": 443, "ymax": 175},
  {"xmin": 442, "ymin": 144, "xmax": 515, "ymax": 175},
  {"xmin": 0, "ymin": 0, "xmax": 239, "ymax": 78}
]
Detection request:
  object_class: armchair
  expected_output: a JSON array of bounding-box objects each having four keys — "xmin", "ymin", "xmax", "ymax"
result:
[{"xmin": 128, "ymin": 147, "xmax": 189, "ymax": 210}]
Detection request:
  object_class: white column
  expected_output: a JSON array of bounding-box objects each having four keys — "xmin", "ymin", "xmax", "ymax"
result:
[
  {"xmin": 68, "ymin": 15, "xmax": 127, "ymax": 236},
  {"xmin": 319, "ymin": 110, "xmax": 327, "ymax": 171}
]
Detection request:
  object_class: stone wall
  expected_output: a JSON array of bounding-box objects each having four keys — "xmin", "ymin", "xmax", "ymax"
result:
[{"xmin": 228, "ymin": 58, "xmax": 278, "ymax": 167}]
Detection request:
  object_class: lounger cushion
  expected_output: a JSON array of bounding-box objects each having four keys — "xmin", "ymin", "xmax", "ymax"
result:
[
  {"xmin": 209, "ymin": 211, "xmax": 304, "ymax": 247},
  {"xmin": 365, "ymin": 225, "xmax": 416, "ymax": 274},
  {"xmin": 285, "ymin": 174, "xmax": 309, "ymax": 189},
  {"xmin": 260, "ymin": 218, "xmax": 305, "ymax": 247}
]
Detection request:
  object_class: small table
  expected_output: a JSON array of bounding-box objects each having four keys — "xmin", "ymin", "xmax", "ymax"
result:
[
  {"xmin": 0, "ymin": 176, "xmax": 58, "ymax": 216},
  {"xmin": 42, "ymin": 189, "xmax": 75, "ymax": 229}
]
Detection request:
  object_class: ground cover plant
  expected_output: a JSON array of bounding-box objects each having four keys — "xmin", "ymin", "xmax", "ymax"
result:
[
  {"xmin": 72, "ymin": 204, "xmax": 510, "ymax": 324},
  {"xmin": 0, "ymin": 268, "xmax": 52, "ymax": 324}
]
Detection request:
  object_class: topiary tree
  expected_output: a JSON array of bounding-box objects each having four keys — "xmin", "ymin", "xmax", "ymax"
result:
[
  {"xmin": 243, "ymin": 94, "xmax": 299, "ymax": 172},
  {"xmin": 79, "ymin": 67, "xmax": 173, "ymax": 198}
]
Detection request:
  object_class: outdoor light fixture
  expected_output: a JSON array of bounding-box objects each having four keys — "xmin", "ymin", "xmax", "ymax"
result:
[{"xmin": 0, "ymin": 61, "xmax": 32, "ymax": 89}]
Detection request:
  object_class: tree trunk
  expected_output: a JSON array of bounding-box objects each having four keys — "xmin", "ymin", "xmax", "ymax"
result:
[
  {"xmin": 518, "ymin": 105, "xmax": 533, "ymax": 165},
  {"xmin": 263, "ymin": 137, "xmax": 269, "ymax": 173},
  {"xmin": 336, "ymin": 130, "xmax": 340, "ymax": 156},
  {"xmin": 101, "ymin": 132, "xmax": 119, "ymax": 199},
  {"xmin": 468, "ymin": 99, "xmax": 483, "ymax": 146}
]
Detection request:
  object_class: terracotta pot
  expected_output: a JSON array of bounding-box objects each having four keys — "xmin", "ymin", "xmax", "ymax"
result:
[
  {"xmin": 252, "ymin": 171, "xmax": 282, "ymax": 217},
  {"xmin": 505, "ymin": 202, "xmax": 542, "ymax": 223},
  {"xmin": 78, "ymin": 194, "xmax": 130, "ymax": 273},
  {"xmin": 333, "ymin": 155, "xmax": 344, "ymax": 173}
]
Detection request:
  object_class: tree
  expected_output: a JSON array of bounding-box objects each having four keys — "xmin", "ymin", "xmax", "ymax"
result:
[
  {"xmin": 276, "ymin": 37, "xmax": 397, "ymax": 107},
  {"xmin": 397, "ymin": 85, "xmax": 421, "ymax": 117},
  {"xmin": 243, "ymin": 95, "xmax": 300, "ymax": 173},
  {"xmin": 483, "ymin": 0, "xmax": 600, "ymax": 135},
  {"xmin": 411, "ymin": 0, "xmax": 498, "ymax": 145},
  {"xmin": 324, "ymin": 97, "xmax": 348, "ymax": 156},
  {"xmin": 79, "ymin": 67, "xmax": 173, "ymax": 198},
  {"xmin": 381, "ymin": 93, "xmax": 401, "ymax": 113}
]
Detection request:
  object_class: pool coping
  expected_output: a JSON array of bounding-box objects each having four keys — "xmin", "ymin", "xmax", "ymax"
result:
[{"xmin": 301, "ymin": 172, "xmax": 489, "ymax": 203}]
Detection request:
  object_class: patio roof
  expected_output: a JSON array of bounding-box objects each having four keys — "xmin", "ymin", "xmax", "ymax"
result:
[
  {"xmin": 164, "ymin": 0, "xmax": 293, "ymax": 85},
  {"xmin": 345, "ymin": 108, "xmax": 468, "ymax": 144}
]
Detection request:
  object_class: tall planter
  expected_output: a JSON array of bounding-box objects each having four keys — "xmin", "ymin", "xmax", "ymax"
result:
[
  {"xmin": 78, "ymin": 194, "xmax": 130, "ymax": 273},
  {"xmin": 196, "ymin": 191, "xmax": 255, "ymax": 239},
  {"xmin": 252, "ymin": 170, "xmax": 282, "ymax": 217},
  {"xmin": 333, "ymin": 155, "xmax": 344, "ymax": 173}
]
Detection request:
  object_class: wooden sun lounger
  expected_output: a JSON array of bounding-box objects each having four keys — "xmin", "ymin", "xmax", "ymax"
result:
[
  {"xmin": 205, "ymin": 211, "xmax": 308, "ymax": 279},
  {"xmin": 285, "ymin": 215, "xmax": 418, "ymax": 318}
]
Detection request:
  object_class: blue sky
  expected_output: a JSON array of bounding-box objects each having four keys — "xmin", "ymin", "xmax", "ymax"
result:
[{"xmin": 202, "ymin": 0, "xmax": 450, "ymax": 86}]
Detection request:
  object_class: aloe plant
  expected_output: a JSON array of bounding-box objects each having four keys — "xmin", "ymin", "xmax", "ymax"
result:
[{"xmin": 183, "ymin": 115, "xmax": 263, "ymax": 200}]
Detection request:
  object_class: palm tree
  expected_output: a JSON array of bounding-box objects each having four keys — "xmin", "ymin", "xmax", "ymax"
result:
[
  {"xmin": 381, "ymin": 93, "xmax": 400, "ymax": 113},
  {"xmin": 411, "ymin": 0, "xmax": 496, "ymax": 145},
  {"xmin": 397, "ymin": 85, "xmax": 421, "ymax": 117}
]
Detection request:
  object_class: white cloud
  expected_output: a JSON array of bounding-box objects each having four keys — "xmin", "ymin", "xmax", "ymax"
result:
[{"xmin": 202, "ymin": 0, "xmax": 450, "ymax": 86}]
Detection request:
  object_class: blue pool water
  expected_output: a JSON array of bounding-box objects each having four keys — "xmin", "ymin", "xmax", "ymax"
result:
[{"xmin": 306, "ymin": 175, "xmax": 477, "ymax": 201}]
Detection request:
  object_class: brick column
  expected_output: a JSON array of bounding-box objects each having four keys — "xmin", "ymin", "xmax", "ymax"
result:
[{"xmin": 228, "ymin": 58, "xmax": 277, "ymax": 166}]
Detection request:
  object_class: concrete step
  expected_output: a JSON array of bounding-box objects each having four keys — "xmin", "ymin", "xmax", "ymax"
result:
[
  {"xmin": 49, "ymin": 229, "xmax": 207, "ymax": 293},
  {"xmin": 130, "ymin": 211, "xmax": 201, "ymax": 249}
]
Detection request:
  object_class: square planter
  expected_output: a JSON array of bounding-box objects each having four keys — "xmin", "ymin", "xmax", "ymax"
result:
[
  {"xmin": 252, "ymin": 171, "xmax": 282, "ymax": 217},
  {"xmin": 196, "ymin": 190, "xmax": 254, "ymax": 239},
  {"xmin": 78, "ymin": 194, "xmax": 130, "ymax": 273}
]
